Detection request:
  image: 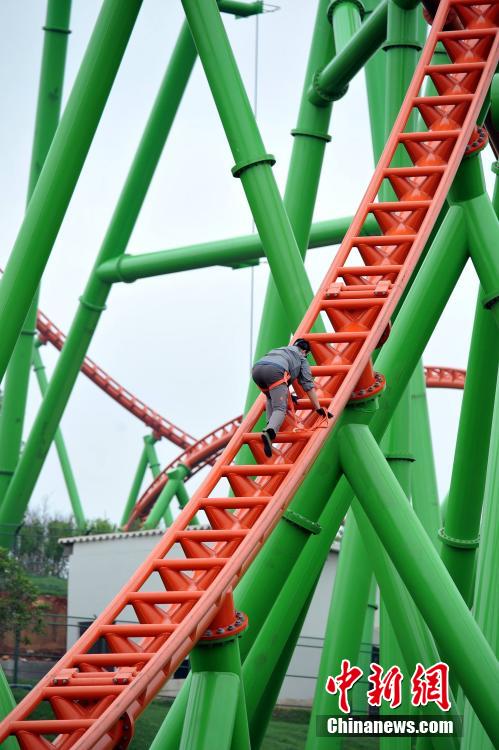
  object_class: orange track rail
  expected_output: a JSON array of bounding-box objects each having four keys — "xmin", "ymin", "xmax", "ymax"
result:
[
  {"xmin": 2, "ymin": 2, "xmax": 496, "ymax": 747},
  {"xmin": 36, "ymin": 311, "xmax": 196, "ymax": 450},
  {"xmin": 124, "ymin": 365, "xmax": 465, "ymax": 530}
]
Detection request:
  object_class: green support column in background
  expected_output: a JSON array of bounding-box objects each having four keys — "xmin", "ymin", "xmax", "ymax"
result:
[
  {"xmin": 0, "ymin": 0, "xmax": 72, "ymax": 509},
  {"xmin": 0, "ymin": 21, "xmax": 198, "ymax": 544},
  {"xmin": 461, "ymin": 378, "xmax": 499, "ymax": 749},
  {"xmin": 120, "ymin": 439, "xmax": 151, "ymax": 528},
  {"xmin": 32, "ymin": 346, "xmax": 85, "ymax": 530}
]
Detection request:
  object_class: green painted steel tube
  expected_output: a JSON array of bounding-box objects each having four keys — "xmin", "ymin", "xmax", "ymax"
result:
[
  {"xmin": 0, "ymin": 23, "xmax": 197, "ymax": 545},
  {"xmin": 120, "ymin": 441, "xmax": 150, "ymax": 527},
  {"xmin": 96, "ymin": 215, "xmax": 378, "ymax": 282},
  {"xmin": 352, "ymin": 500, "xmax": 460, "ymax": 750},
  {"xmin": 181, "ymin": 0, "xmax": 315, "ymax": 331},
  {"xmin": 179, "ymin": 672, "xmax": 240, "ymax": 750},
  {"xmin": 249, "ymin": 581, "xmax": 318, "ymax": 750},
  {"xmin": 461, "ymin": 378, "xmax": 499, "ymax": 750},
  {"xmin": 351, "ymin": 576, "xmax": 377, "ymax": 716},
  {"xmin": 308, "ymin": 0, "xmax": 388, "ymax": 105},
  {"xmin": 143, "ymin": 476, "xmax": 181, "ymax": 530},
  {"xmin": 410, "ymin": 362, "xmax": 441, "ymax": 546},
  {"xmin": 440, "ymin": 287, "xmax": 499, "ymax": 606},
  {"xmin": 339, "ymin": 423, "xmax": 499, "ymax": 746},
  {"xmin": 0, "ymin": 0, "xmax": 72, "ymax": 507},
  {"xmin": 143, "ymin": 435, "xmax": 161, "ymax": 478},
  {"xmin": 465, "ymin": 192, "xmax": 499, "ymax": 317},
  {"xmin": 186, "ymin": 637, "xmax": 251, "ymax": 750},
  {"xmin": 0, "ymin": 668, "xmax": 17, "ymax": 750},
  {"xmin": 32, "ymin": 347, "xmax": 85, "ymax": 530},
  {"xmin": 0, "ymin": 0, "xmax": 142, "ymax": 384},
  {"xmin": 305, "ymin": 513, "xmax": 373, "ymax": 750},
  {"xmin": 146, "ymin": 206, "xmax": 469, "ymax": 747},
  {"xmin": 218, "ymin": 0, "xmax": 263, "ymax": 16}
]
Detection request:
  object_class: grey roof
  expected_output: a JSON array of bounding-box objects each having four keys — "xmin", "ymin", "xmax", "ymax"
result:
[{"xmin": 59, "ymin": 525, "xmax": 210, "ymax": 545}]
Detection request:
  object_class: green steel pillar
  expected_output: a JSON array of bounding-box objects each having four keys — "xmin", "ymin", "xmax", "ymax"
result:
[
  {"xmin": 0, "ymin": 22, "xmax": 198, "ymax": 544},
  {"xmin": 461, "ymin": 378, "xmax": 499, "ymax": 749},
  {"xmin": 351, "ymin": 576, "xmax": 377, "ymax": 716},
  {"xmin": 465, "ymin": 198, "xmax": 499, "ymax": 325},
  {"xmin": 0, "ymin": 668, "xmax": 17, "ymax": 750},
  {"xmin": 0, "ymin": 0, "xmax": 142, "ymax": 384},
  {"xmin": 410, "ymin": 363, "xmax": 441, "ymax": 545},
  {"xmin": 0, "ymin": 0, "xmax": 72, "ymax": 507},
  {"xmin": 31, "ymin": 346, "xmax": 85, "ymax": 530},
  {"xmin": 439, "ymin": 287, "xmax": 499, "ymax": 606},
  {"xmin": 120, "ymin": 439, "xmax": 150, "ymax": 527},
  {"xmin": 305, "ymin": 512, "xmax": 373, "ymax": 750},
  {"xmin": 143, "ymin": 435, "xmax": 174, "ymax": 527},
  {"xmin": 340, "ymin": 423, "xmax": 499, "ymax": 746},
  {"xmin": 181, "ymin": 0, "xmax": 317, "ymax": 332}
]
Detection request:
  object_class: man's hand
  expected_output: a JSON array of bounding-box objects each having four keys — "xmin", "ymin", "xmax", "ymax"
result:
[{"xmin": 316, "ymin": 407, "xmax": 333, "ymax": 419}]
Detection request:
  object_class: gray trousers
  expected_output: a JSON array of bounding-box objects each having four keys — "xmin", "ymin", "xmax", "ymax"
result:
[{"xmin": 251, "ymin": 363, "xmax": 289, "ymax": 433}]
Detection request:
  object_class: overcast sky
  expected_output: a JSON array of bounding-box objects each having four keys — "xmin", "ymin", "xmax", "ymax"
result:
[{"xmin": 0, "ymin": 1, "xmax": 495, "ymax": 526}]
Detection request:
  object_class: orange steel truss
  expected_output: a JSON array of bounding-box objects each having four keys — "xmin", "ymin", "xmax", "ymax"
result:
[{"xmin": 1, "ymin": 1, "xmax": 497, "ymax": 747}]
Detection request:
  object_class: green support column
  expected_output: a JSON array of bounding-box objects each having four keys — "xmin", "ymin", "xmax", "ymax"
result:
[
  {"xmin": 339, "ymin": 423, "xmax": 499, "ymax": 746},
  {"xmin": 120, "ymin": 439, "xmax": 150, "ymax": 528},
  {"xmin": 465, "ymin": 196, "xmax": 499, "ymax": 323},
  {"xmin": 462, "ymin": 379, "xmax": 499, "ymax": 749},
  {"xmin": 143, "ymin": 465, "xmax": 189, "ymax": 530},
  {"xmin": 0, "ymin": 0, "xmax": 142, "ymax": 383},
  {"xmin": 0, "ymin": 0, "xmax": 72, "ymax": 507},
  {"xmin": 151, "ymin": 205, "xmax": 469, "ymax": 746},
  {"xmin": 181, "ymin": 0, "xmax": 316, "ymax": 331},
  {"xmin": 439, "ymin": 287, "xmax": 499, "ymax": 606},
  {"xmin": 143, "ymin": 435, "xmax": 174, "ymax": 528},
  {"xmin": 0, "ymin": 22, "xmax": 198, "ymax": 544},
  {"xmin": 179, "ymin": 672, "xmax": 240, "ymax": 750},
  {"xmin": 351, "ymin": 576, "xmax": 377, "ymax": 716},
  {"xmin": 0, "ymin": 668, "xmax": 17, "ymax": 750},
  {"xmin": 305, "ymin": 511, "xmax": 373, "ymax": 750},
  {"xmin": 97, "ymin": 214, "xmax": 379, "ymax": 283},
  {"xmin": 32, "ymin": 346, "xmax": 85, "ymax": 530},
  {"xmin": 410, "ymin": 362, "xmax": 441, "ymax": 545}
]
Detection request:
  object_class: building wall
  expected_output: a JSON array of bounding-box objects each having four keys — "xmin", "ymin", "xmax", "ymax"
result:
[{"xmin": 64, "ymin": 530, "xmax": 378, "ymax": 706}]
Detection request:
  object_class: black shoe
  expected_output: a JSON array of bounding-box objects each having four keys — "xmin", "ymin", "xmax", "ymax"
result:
[{"xmin": 261, "ymin": 428, "xmax": 276, "ymax": 458}]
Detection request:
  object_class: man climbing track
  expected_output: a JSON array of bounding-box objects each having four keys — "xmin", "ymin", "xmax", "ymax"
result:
[{"xmin": 251, "ymin": 338, "xmax": 332, "ymax": 457}]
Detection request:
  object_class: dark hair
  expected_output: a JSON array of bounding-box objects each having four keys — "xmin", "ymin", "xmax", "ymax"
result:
[{"xmin": 294, "ymin": 338, "xmax": 311, "ymax": 353}]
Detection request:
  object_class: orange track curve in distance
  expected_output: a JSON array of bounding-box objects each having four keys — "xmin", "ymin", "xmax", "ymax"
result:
[
  {"xmin": 125, "ymin": 365, "xmax": 466, "ymax": 530},
  {"xmin": 36, "ymin": 311, "xmax": 196, "ymax": 450},
  {"xmin": 1, "ymin": 2, "xmax": 496, "ymax": 748}
]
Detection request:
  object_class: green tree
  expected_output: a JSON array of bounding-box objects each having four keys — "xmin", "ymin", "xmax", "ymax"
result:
[{"xmin": 0, "ymin": 548, "xmax": 46, "ymax": 640}]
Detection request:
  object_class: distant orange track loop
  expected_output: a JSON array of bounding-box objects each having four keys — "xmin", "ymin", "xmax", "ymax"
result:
[
  {"xmin": 36, "ymin": 311, "xmax": 196, "ymax": 449},
  {"xmin": 424, "ymin": 365, "xmax": 466, "ymax": 389},
  {"xmin": 1, "ymin": 2, "xmax": 495, "ymax": 748}
]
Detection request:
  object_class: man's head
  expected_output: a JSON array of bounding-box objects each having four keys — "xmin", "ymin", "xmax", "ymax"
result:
[{"xmin": 294, "ymin": 338, "xmax": 311, "ymax": 357}]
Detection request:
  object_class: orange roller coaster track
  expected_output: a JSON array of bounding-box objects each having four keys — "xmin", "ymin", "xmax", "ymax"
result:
[{"xmin": 0, "ymin": 1, "xmax": 496, "ymax": 747}]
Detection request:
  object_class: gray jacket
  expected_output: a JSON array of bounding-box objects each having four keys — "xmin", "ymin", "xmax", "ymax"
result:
[{"xmin": 256, "ymin": 345, "xmax": 314, "ymax": 392}]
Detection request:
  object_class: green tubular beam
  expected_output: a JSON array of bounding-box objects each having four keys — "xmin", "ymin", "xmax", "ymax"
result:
[
  {"xmin": 96, "ymin": 215, "xmax": 378, "ymax": 282},
  {"xmin": 465, "ymin": 192, "xmax": 499, "ymax": 320},
  {"xmin": 461, "ymin": 378, "xmax": 499, "ymax": 750},
  {"xmin": 32, "ymin": 347, "xmax": 85, "ymax": 530},
  {"xmin": 143, "ymin": 436, "xmax": 175, "ymax": 528},
  {"xmin": 181, "ymin": 0, "xmax": 315, "ymax": 330},
  {"xmin": 439, "ymin": 287, "xmax": 499, "ymax": 606},
  {"xmin": 0, "ymin": 0, "xmax": 142, "ymax": 383},
  {"xmin": 143, "ymin": 471, "xmax": 183, "ymax": 530},
  {"xmin": 148, "ymin": 202, "xmax": 469, "ymax": 747},
  {"xmin": 248, "ymin": 581, "xmax": 318, "ymax": 750},
  {"xmin": 0, "ymin": 22, "xmax": 198, "ymax": 545},
  {"xmin": 120, "ymin": 440, "xmax": 150, "ymax": 528},
  {"xmin": 185, "ymin": 636, "xmax": 251, "ymax": 750},
  {"xmin": 0, "ymin": 668, "xmax": 17, "ymax": 750},
  {"xmin": 339, "ymin": 424, "xmax": 499, "ymax": 746},
  {"xmin": 305, "ymin": 512, "xmax": 374, "ymax": 750},
  {"xmin": 410, "ymin": 362, "xmax": 441, "ymax": 546},
  {"xmin": 351, "ymin": 576, "xmax": 377, "ymax": 716},
  {"xmin": 352, "ymin": 500, "xmax": 460, "ymax": 750},
  {"xmin": 0, "ymin": 0, "xmax": 72, "ymax": 507},
  {"xmin": 308, "ymin": 0, "xmax": 388, "ymax": 105},
  {"xmin": 179, "ymin": 672, "xmax": 240, "ymax": 750},
  {"xmin": 218, "ymin": 0, "xmax": 263, "ymax": 16}
]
